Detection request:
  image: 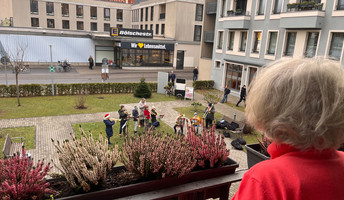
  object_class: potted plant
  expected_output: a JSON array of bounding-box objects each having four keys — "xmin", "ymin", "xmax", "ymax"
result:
[
  {"xmin": 245, "ymin": 134, "xmax": 271, "ymax": 168},
  {"xmin": 49, "ymin": 126, "xmax": 239, "ymax": 199},
  {"xmin": 227, "ymin": 10, "xmax": 234, "ymax": 16},
  {"xmin": 315, "ymin": 3, "xmax": 323, "ymax": 10},
  {"xmin": 235, "ymin": 9, "xmax": 243, "ymax": 15},
  {"xmin": 287, "ymin": 3, "xmax": 300, "ymax": 11}
]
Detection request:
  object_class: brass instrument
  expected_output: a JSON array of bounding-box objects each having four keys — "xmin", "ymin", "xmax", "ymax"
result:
[{"xmin": 203, "ymin": 104, "xmax": 214, "ymax": 119}]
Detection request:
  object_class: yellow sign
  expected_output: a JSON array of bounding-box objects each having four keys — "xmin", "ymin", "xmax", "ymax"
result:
[
  {"xmin": 111, "ymin": 28, "xmax": 119, "ymax": 36},
  {"xmin": 138, "ymin": 43, "xmax": 144, "ymax": 48}
]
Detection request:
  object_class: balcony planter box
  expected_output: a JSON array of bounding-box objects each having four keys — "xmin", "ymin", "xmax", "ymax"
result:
[
  {"xmin": 227, "ymin": 10, "xmax": 234, "ymax": 16},
  {"xmin": 245, "ymin": 143, "xmax": 270, "ymax": 169},
  {"xmin": 54, "ymin": 158, "xmax": 239, "ymax": 200}
]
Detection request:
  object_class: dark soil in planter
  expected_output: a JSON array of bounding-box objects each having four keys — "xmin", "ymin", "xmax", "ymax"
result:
[{"xmin": 48, "ymin": 159, "xmax": 238, "ymax": 199}]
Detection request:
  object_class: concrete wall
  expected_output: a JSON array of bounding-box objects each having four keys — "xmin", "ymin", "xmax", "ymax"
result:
[
  {"xmin": 176, "ymin": 43, "xmax": 201, "ymax": 68},
  {"xmin": 0, "ymin": 0, "xmax": 13, "ymax": 21},
  {"xmin": 198, "ymin": 57, "xmax": 212, "ymax": 80}
]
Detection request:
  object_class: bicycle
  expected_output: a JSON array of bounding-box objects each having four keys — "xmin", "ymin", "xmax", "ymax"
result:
[{"xmin": 164, "ymin": 85, "xmax": 173, "ymax": 96}]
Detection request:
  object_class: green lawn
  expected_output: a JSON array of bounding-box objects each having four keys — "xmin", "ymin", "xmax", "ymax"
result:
[
  {"xmin": 0, "ymin": 93, "xmax": 175, "ymax": 119},
  {"xmin": 0, "ymin": 126, "xmax": 36, "ymax": 158},
  {"xmin": 196, "ymin": 89, "xmax": 245, "ymax": 112},
  {"xmin": 73, "ymin": 119, "xmax": 174, "ymax": 149},
  {"xmin": 174, "ymin": 106, "xmax": 223, "ymax": 120}
]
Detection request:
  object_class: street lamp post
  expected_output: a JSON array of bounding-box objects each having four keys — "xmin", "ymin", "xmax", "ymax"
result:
[{"xmin": 49, "ymin": 44, "xmax": 54, "ymax": 96}]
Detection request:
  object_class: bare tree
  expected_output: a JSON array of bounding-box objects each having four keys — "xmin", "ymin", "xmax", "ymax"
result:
[{"xmin": 8, "ymin": 43, "xmax": 28, "ymax": 107}]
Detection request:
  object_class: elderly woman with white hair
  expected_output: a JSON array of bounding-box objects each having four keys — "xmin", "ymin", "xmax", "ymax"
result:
[{"xmin": 232, "ymin": 58, "xmax": 344, "ymax": 200}]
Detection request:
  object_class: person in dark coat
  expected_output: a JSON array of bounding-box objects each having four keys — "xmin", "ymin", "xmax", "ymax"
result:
[
  {"xmin": 170, "ymin": 71, "xmax": 176, "ymax": 86},
  {"xmin": 221, "ymin": 85, "xmax": 231, "ymax": 103},
  {"xmin": 151, "ymin": 106, "xmax": 158, "ymax": 124},
  {"xmin": 88, "ymin": 56, "xmax": 94, "ymax": 70},
  {"xmin": 236, "ymin": 85, "xmax": 246, "ymax": 107},
  {"xmin": 103, "ymin": 113, "xmax": 115, "ymax": 144},
  {"xmin": 118, "ymin": 105, "xmax": 128, "ymax": 136},
  {"xmin": 132, "ymin": 106, "xmax": 139, "ymax": 134},
  {"xmin": 193, "ymin": 67, "xmax": 199, "ymax": 81},
  {"xmin": 204, "ymin": 103, "xmax": 215, "ymax": 129}
]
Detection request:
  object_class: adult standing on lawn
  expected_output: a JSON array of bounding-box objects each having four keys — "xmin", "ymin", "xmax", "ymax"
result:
[
  {"xmin": 118, "ymin": 105, "xmax": 128, "ymax": 136},
  {"xmin": 151, "ymin": 106, "xmax": 158, "ymax": 124},
  {"xmin": 138, "ymin": 98, "xmax": 146, "ymax": 127},
  {"xmin": 103, "ymin": 113, "xmax": 115, "ymax": 144},
  {"xmin": 236, "ymin": 85, "xmax": 246, "ymax": 107},
  {"xmin": 132, "ymin": 106, "xmax": 139, "ymax": 134},
  {"xmin": 232, "ymin": 58, "xmax": 344, "ymax": 200},
  {"xmin": 170, "ymin": 71, "xmax": 176, "ymax": 87},
  {"xmin": 204, "ymin": 103, "xmax": 215, "ymax": 129},
  {"xmin": 221, "ymin": 85, "xmax": 231, "ymax": 103},
  {"xmin": 88, "ymin": 56, "xmax": 94, "ymax": 70},
  {"xmin": 193, "ymin": 67, "xmax": 199, "ymax": 81}
]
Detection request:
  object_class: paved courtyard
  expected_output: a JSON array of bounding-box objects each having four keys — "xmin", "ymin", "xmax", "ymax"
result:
[{"xmin": 0, "ymin": 90, "xmax": 247, "ymax": 198}]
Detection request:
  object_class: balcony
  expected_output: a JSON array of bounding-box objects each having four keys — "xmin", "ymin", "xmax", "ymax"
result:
[
  {"xmin": 280, "ymin": 10, "xmax": 325, "ymax": 29},
  {"xmin": 220, "ymin": 11, "xmax": 250, "ymax": 29},
  {"xmin": 204, "ymin": 31, "xmax": 214, "ymax": 43},
  {"xmin": 206, "ymin": 2, "xmax": 217, "ymax": 14},
  {"xmin": 159, "ymin": 13, "xmax": 165, "ymax": 20}
]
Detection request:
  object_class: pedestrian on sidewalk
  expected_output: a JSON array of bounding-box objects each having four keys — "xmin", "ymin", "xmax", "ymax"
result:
[
  {"xmin": 221, "ymin": 85, "xmax": 231, "ymax": 103},
  {"xmin": 103, "ymin": 113, "xmax": 115, "ymax": 144},
  {"xmin": 132, "ymin": 106, "xmax": 139, "ymax": 134},
  {"xmin": 88, "ymin": 56, "xmax": 94, "ymax": 70},
  {"xmin": 193, "ymin": 67, "xmax": 199, "ymax": 81},
  {"xmin": 236, "ymin": 85, "xmax": 246, "ymax": 107},
  {"xmin": 170, "ymin": 71, "xmax": 176, "ymax": 87},
  {"xmin": 138, "ymin": 98, "xmax": 146, "ymax": 127}
]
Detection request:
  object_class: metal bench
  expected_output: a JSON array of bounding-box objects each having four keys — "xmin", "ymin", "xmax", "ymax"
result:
[{"xmin": 2, "ymin": 134, "xmax": 24, "ymax": 158}]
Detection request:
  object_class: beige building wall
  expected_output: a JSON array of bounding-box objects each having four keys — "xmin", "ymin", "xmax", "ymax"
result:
[
  {"xmin": 11, "ymin": 0, "xmax": 131, "ymax": 31},
  {"xmin": 0, "ymin": 0, "xmax": 13, "ymax": 21},
  {"xmin": 198, "ymin": 57, "xmax": 212, "ymax": 80},
  {"xmin": 174, "ymin": 43, "xmax": 201, "ymax": 68}
]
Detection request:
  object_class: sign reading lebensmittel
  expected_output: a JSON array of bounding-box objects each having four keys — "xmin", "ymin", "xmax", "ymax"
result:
[
  {"xmin": 110, "ymin": 28, "xmax": 153, "ymax": 38},
  {"xmin": 121, "ymin": 42, "xmax": 174, "ymax": 51}
]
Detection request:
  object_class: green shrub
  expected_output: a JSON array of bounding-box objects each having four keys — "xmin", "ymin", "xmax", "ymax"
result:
[
  {"xmin": 193, "ymin": 80, "xmax": 215, "ymax": 90},
  {"xmin": 134, "ymin": 78, "xmax": 152, "ymax": 98}
]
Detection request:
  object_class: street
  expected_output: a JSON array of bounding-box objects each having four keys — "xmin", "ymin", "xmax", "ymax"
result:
[{"xmin": 0, "ymin": 65, "xmax": 193, "ymax": 85}]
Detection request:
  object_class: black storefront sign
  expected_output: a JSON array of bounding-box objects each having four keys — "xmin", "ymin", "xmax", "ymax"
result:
[
  {"xmin": 111, "ymin": 28, "xmax": 153, "ymax": 38},
  {"xmin": 121, "ymin": 42, "xmax": 174, "ymax": 50}
]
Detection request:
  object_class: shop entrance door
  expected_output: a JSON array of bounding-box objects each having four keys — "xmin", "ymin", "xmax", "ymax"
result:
[
  {"xmin": 114, "ymin": 47, "xmax": 121, "ymax": 68},
  {"xmin": 176, "ymin": 50, "xmax": 184, "ymax": 70}
]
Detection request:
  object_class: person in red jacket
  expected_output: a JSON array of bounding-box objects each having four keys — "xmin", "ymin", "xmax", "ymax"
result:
[
  {"xmin": 143, "ymin": 105, "xmax": 150, "ymax": 132},
  {"xmin": 233, "ymin": 58, "xmax": 344, "ymax": 200}
]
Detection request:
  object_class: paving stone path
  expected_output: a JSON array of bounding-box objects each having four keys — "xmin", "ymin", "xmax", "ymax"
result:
[{"xmin": 0, "ymin": 91, "xmax": 247, "ymax": 198}]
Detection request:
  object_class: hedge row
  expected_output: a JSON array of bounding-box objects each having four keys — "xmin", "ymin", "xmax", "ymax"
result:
[
  {"xmin": 0, "ymin": 82, "xmax": 157, "ymax": 97},
  {"xmin": 192, "ymin": 80, "xmax": 215, "ymax": 90}
]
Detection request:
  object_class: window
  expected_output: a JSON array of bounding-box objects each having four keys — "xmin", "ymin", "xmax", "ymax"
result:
[
  {"xmin": 215, "ymin": 61, "xmax": 221, "ymax": 68},
  {"xmin": 47, "ymin": 19, "xmax": 54, "ymax": 28},
  {"xmin": 273, "ymin": 0, "xmax": 282, "ymax": 14},
  {"xmin": 104, "ymin": 23, "xmax": 110, "ymax": 32},
  {"xmin": 257, "ymin": 0, "xmax": 266, "ymax": 15},
  {"xmin": 156, "ymin": 24, "xmax": 159, "ymax": 34},
  {"xmin": 117, "ymin": 24, "xmax": 123, "ymax": 28},
  {"xmin": 217, "ymin": 31, "xmax": 224, "ymax": 49},
  {"xmin": 145, "ymin": 7, "xmax": 148, "ymax": 21},
  {"xmin": 304, "ymin": 32, "xmax": 319, "ymax": 58},
  {"xmin": 150, "ymin": 24, "xmax": 153, "ymax": 31},
  {"xmin": 140, "ymin": 25, "xmax": 143, "ymax": 30},
  {"xmin": 117, "ymin": 9, "xmax": 123, "ymax": 21},
  {"xmin": 104, "ymin": 8, "xmax": 110, "ymax": 20},
  {"xmin": 76, "ymin": 5, "xmax": 83, "ymax": 18},
  {"xmin": 227, "ymin": 31, "xmax": 235, "ymax": 50},
  {"xmin": 252, "ymin": 32, "xmax": 262, "ymax": 53},
  {"xmin": 226, "ymin": 64, "xmax": 243, "ymax": 90},
  {"xmin": 195, "ymin": 4, "xmax": 203, "ymax": 21},
  {"xmin": 267, "ymin": 32, "xmax": 278, "ymax": 55},
  {"xmin": 91, "ymin": 22, "xmax": 97, "ymax": 31},
  {"xmin": 159, "ymin": 4, "xmax": 166, "ymax": 20},
  {"xmin": 151, "ymin": 6, "xmax": 154, "ymax": 21},
  {"xmin": 61, "ymin": 4, "xmax": 69, "ymax": 17},
  {"xmin": 240, "ymin": 31, "xmax": 247, "ymax": 52},
  {"xmin": 46, "ymin": 2, "xmax": 54, "ymax": 15},
  {"xmin": 194, "ymin": 25, "xmax": 202, "ymax": 41},
  {"xmin": 338, "ymin": 0, "xmax": 344, "ymax": 10},
  {"xmin": 145, "ymin": 24, "xmax": 148, "ymax": 30},
  {"xmin": 30, "ymin": 0, "xmax": 38, "ymax": 14},
  {"xmin": 91, "ymin": 7, "xmax": 97, "ymax": 19},
  {"xmin": 329, "ymin": 33, "xmax": 344, "ymax": 60},
  {"xmin": 285, "ymin": 32, "xmax": 297, "ymax": 56},
  {"xmin": 77, "ymin": 21, "xmax": 84, "ymax": 30},
  {"xmin": 141, "ymin": 8, "xmax": 144, "ymax": 21},
  {"xmin": 62, "ymin": 20, "xmax": 69, "ymax": 29},
  {"xmin": 161, "ymin": 24, "xmax": 165, "ymax": 34},
  {"xmin": 31, "ymin": 18, "xmax": 39, "ymax": 27},
  {"xmin": 248, "ymin": 67, "xmax": 257, "ymax": 86},
  {"xmin": 221, "ymin": 0, "xmax": 226, "ymax": 17}
]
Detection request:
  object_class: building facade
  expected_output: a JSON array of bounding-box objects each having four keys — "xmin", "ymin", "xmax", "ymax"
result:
[
  {"xmin": 0, "ymin": 0, "xmax": 204, "ymax": 69},
  {"xmin": 209, "ymin": 0, "xmax": 344, "ymax": 96}
]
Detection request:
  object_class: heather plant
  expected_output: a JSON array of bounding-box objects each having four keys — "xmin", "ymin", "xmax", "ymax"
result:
[
  {"xmin": 186, "ymin": 124, "xmax": 230, "ymax": 168},
  {"xmin": 52, "ymin": 127, "xmax": 119, "ymax": 192},
  {"xmin": 121, "ymin": 132, "xmax": 197, "ymax": 179},
  {"xmin": 0, "ymin": 148, "xmax": 55, "ymax": 200}
]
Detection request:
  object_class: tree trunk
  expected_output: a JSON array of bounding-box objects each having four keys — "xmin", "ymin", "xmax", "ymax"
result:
[{"xmin": 15, "ymin": 70, "xmax": 21, "ymax": 106}]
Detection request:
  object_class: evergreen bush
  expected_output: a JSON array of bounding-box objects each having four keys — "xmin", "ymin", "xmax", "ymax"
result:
[{"xmin": 134, "ymin": 78, "xmax": 152, "ymax": 98}]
